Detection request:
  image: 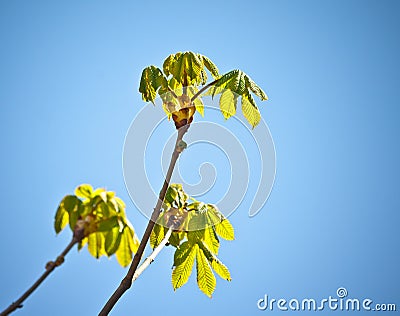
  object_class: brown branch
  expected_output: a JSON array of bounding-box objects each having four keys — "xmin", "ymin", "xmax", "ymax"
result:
[
  {"xmin": 0, "ymin": 227, "xmax": 84, "ymax": 316},
  {"xmin": 98, "ymin": 124, "xmax": 190, "ymax": 316}
]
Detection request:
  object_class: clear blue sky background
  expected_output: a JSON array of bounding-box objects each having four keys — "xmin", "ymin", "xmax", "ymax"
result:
[{"xmin": 0, "ymin": 0, "xmax": 399, "ymax": 315}]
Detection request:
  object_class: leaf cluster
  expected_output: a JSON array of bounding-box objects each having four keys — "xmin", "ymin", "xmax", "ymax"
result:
[
  {"xmin": 54, "ymin": 184, "xmax": 139, "ymax": 267},
  {"xmin": 150, "ymin": 184, "xmax": 234, "ymax": 297},
  {"xmin": 139, "ymin": 51, "xmax": 268, "ymax": 128}
]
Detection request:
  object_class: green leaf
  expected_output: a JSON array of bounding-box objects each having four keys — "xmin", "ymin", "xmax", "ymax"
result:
[
  {"xmin": 150, "ymin": 223, "xmax": 165, "ymax": 249},
  {"xmin": 75, "ymin": 184, "xmax": 93, "ymax": 199},
  {"xmin": 87, "ymin": 232, "xmax": 106, "ymax": 259},
  {"xmin": 244, "ymin": 75, "xmax": 268, "ymax": 100},
  {"xmin": 139, "ymin": 65, "xmax": 167, "ymax": 104},
  {"xmin": 97, "ymin": 216, "xmax": 119, "ymax": 232},
  {"xmin": 214, "ymin": 219, "xmax": 235, "ymax": 241},
  {"xmin": 170, "ymin": 52, "xmax": 201, "ymax": 85},
  {"xmin": 196, "ymin": 246, "xmax": 216, "ymax": 297},
  {"xmin": 204, "ymin": 226, "xmax": 220, "ymax": 254},
  {"xmin": 242, "ymin": 92, "xmax": 261, "ymax": 129},
  {"xmin": 54, "ymin": 205, "xmax": 68, "ymax": 234},
  {"xmin": 172, "ymin": 242, "xmax": 197, "ymax": 290},
  {"xmin": 163, "ymin": 53, "xmax": 180, "ymax": 77},
  {"xmin": 201, "ymin": 55, "xmax": 219, "ymax": 79},
  {"xmin": 210, "ymin": 258, "xmax": 231, "ymax": 281},
  {"xmin": 115, "ymin": 227, "xmax": 133, "ymax": 267},
  {"xmin": 78, "ymin": 237, "xmax": 87, "ymax": 251},
  {"xmin": 198, "ymin": 241, "xmax": 231, "ymax": 281},
  {"xmin": 126, "ymin": 225, "xmax": 140, "ymax": 254},
  {"xmin": 219, "ymin": 89, "xmax": 237, "ymax": 119},
  {"xmin": 168, "ymin": 231, "xmax": 184, "ymax": 248},
  {"xmin": 211, "ymin": 69, "xmax": 267, "ymax": 128},
  {"xmin": 105, "ymin": 227, "xmax": 122, "ymax": 256},
  {"xmin": 56, "ymin": 195, "xmax": 82, "ymax": 231},
  {"xmin": 68, "ymin": 206, "xmax": 81, "ymax": 231}
]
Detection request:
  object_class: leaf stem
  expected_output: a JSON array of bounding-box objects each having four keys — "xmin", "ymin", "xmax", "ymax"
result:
[
  {"xmin": 0, "ymin": 228, "xmax": 83, "ymax": 316},
  {"xmin": 190, "ymin": 79, "xmax": 219, "ymax": 103},
  {"xmin": 98, "ymin": 124, "xmax": 190, "ymax": 316}
]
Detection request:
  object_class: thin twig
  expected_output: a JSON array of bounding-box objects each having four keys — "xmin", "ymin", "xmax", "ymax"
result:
[
  {"xmin": 98, "ymin": 124, "xmax": 190, "ymax": 316},
  {"xmin": 131, "ymin": 227, "xmax": 173, "ymax": 283},
  {"xmin": 0, "ymin": 229, "xmax": 83, "ymax": 316}
]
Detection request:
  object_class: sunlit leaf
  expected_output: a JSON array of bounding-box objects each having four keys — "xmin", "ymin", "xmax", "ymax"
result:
[
  {"xmin": 196, "ymin": 246, "xmax": 216, "ymax": 297},
  {"xmin": 116, "ymin": 227, "xmax": 133, "ymax": 267},
  {"xmin": 219, "ymin": 89, "xmax": 237, "ymax": 120},
  {"xmin": 54, "ymin": 205, "xmax": 68, "ymax": 234},
  {"xmin": 97, "ymin": 216, "xmax": 119, "ymax": 232},
  {"xmin": 87, "ymin": 232, "xmax": 106, "ymax": 259},
  {"xmin": 150, "ymin": 223, "xmax": 165, "ymax": 249},
  {"xmin": 242, "ymin": 92, "xmax": 261, "ymax": 129},
  {"xmin": 198, "ymin": 241, "xmax": 231, "ymax": 281},
  {"xmin": 172, "ymin": 242, "xmax": 197, "ymax": 290},
  {"xmin": 74, "ymin": 184, "xmax": 93, "ymax": 199},
  {"xmin": 139, "ymin": 65, "xmax": 167, "ymax": 104},
  {"xmin": 105, "ymin": 227, "xmax": 122, "ymax": 256},
  {"xmin": 214, "ymin": 219, "xmax": 235, "ymax": 241}
]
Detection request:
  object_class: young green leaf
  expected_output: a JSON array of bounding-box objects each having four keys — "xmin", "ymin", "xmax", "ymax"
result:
[
  {"xmin": 105, "ymin": 227, "xmax": 122, "ymax": 256},
  {"xmin": 150, "ymin": 223, "xmax": 165, "ymax": 249},
  {"xmin": 74, "ymin": 184, "xmax": 93, "ymax": 199},
  {"xmin": 214, "ymin": 219, "xmax": 235, "ymax": 241},
  {"xmin": 201, "ymin": 55, "xmax": 220, "ymax": 79},
  {"xmin": 196, "ymin": 246, "xmax": 216, "ymax": 297},
  {"xmin": 242, "ymin": 92, "xmax": 261, "ymax": 129},
  {"xmin": 87, "ymin": 232, "xmax": 106, "ymax": 259},
  {"xmin": 139, "ymin": 65, "xmax": 167, "ymax": 104},
  {"xmin": 172, "ymin": 242, "xmax": 197, "ymax": 290},
  {"xmin": 219, "ymin": 89, "xmax": 237, "ymax": 120},
  {"xmin": 210, "ymin": 258, "xmax": 231, "ymax": 281},
  {"xmin": 97, "ymin": 216, "xmax": 119, "ymax": 232},
  {"xmin": 115, "ymin": 227, "xmax": 133, "ymax": 267},
  {"xmin": 54, "ymin": 205, "xmax": 68, "ymax": 234},
  {"xmin": 203, "ymin": 226, "xmax": 220, "ymax": 255}
]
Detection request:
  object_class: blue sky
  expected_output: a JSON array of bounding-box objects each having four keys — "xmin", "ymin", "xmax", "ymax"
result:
[{"xmin": 0, "ymin": 0, "xmax": 399, "ymax": 315}]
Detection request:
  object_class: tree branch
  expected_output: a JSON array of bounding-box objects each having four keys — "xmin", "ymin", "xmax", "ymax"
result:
[
  {"xmin": 98, "ymin": 124, "xmax": 190, "ymax": 316},
  {"xmin": 131, "ymin": 227, "xmax": 173, "ymax": 284},
  {"xmin": 0, "ymin": 227, "xmax": 84, "ymax": 316}
]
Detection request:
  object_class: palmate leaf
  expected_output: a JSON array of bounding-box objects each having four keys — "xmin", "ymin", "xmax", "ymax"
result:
[
  {"xmin": 196, "ymin": 246, "xmax": 216, "ymax": 297},
  {"xmin": 161, "ymin": 52, "xmax": 220, "ymax": 87},
  {"xmin": 172, "ymin": 242, "xmax": 197, "ymax": 290},
  {"xmin": 54, "ymin": 184, "xmax": 139, "ymax": 267},
  {"xmin": 139, "ymin": 65, "xmax": 167, "ymax": 104},
  {"xmin": 209, "ymin": 69, "xmax": 268, "ymax": 128}
]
